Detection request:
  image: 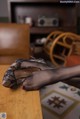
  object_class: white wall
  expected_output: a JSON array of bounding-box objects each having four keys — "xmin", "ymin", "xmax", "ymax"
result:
[{"xmin": 0, "ymin": 0, "xmax": 8, "ymax": 17}]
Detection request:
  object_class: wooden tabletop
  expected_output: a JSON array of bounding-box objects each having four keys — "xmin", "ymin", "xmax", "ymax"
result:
[{"xmin": 0, "ymin": 65, "xmax": 43, "ymax": 119}]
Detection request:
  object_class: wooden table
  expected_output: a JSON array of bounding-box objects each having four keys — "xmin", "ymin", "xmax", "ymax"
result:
[{"xmin": 0, "ymin": 65, "xmax": 43, "ymax": 119}]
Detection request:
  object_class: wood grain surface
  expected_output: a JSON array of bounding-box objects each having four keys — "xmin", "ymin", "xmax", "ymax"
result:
[{"xmin": 0, "ymin": 65, "xmax": 43, "ymax": 119}]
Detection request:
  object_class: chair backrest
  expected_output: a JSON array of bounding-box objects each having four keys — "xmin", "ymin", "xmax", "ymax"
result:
[{"xmin": 0, "ymin": 23, "xmax": 30, "ymax": 64}]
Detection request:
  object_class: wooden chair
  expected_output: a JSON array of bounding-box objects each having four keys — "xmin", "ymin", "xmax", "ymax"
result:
[
  {"xmin": 0, "ymin": 23, "xmax": 30, "ymax": 64},
  {"xmin": 0, "ymin": 24, "xmax": 43, "ymax": 119}
]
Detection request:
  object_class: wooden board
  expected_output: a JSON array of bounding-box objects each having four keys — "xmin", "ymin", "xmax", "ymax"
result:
[{"xmin": 0, "ymin": 65, "xmax": 43, "ymax": 119}]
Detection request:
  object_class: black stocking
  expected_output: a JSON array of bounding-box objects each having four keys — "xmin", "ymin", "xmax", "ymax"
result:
[{"xmin": 23, "ymin": 66, "xmax": 80, "ymax": 91}]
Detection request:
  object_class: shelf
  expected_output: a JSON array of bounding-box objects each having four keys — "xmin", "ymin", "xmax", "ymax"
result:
[
  {"xmin": 8, "ymin": 0, "xmax": 77, "ymax": 42},
  {"xmin": 30, "ymin": 27, "xmax": 77, "ymax": 34}
]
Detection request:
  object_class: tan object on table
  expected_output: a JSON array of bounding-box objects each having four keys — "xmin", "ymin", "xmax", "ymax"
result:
[
  {"xmin": 0, "ymin": 65, "xmax": 43, "ymax": 119},
  {"xmin": 44, "ymin": 31, "xmax": 80, "ymax": 67}
]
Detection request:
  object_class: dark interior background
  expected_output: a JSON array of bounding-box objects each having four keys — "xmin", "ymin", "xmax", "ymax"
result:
[{"xmin": 0, "ymin": 0, "xmax": 80, "ymax": 34}]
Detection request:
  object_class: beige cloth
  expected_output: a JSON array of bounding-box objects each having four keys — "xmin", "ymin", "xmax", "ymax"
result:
[{"xmin": 40, "ymin": 82, "xmax": 80, "ymax": 119}]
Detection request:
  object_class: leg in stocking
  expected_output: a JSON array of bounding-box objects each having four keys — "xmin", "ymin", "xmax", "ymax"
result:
[{"xmin": 23, "ymin": 65, "xmax": 80, "ymax": 91}]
